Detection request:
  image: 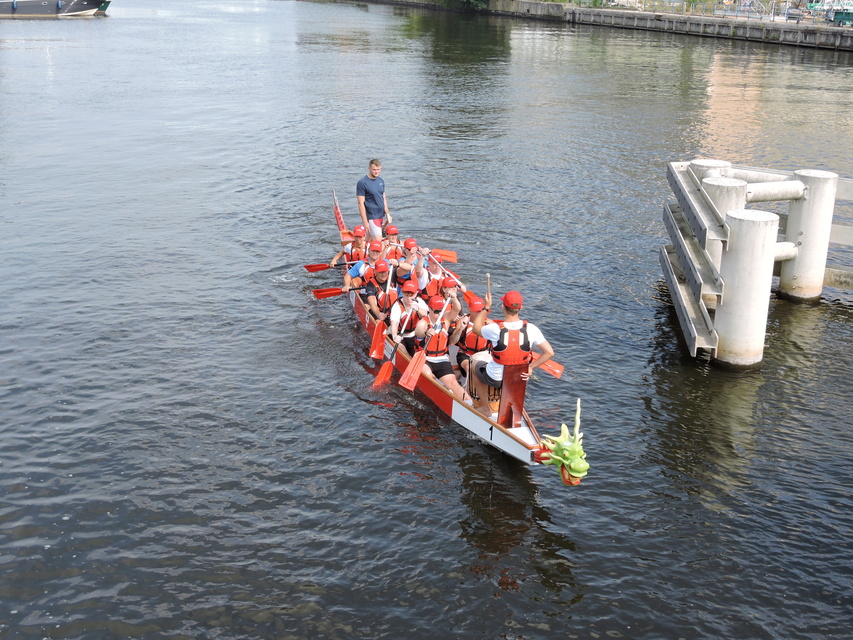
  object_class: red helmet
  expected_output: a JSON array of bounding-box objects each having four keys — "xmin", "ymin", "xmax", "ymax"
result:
[
  {"xmin": 440, "ymin": 276, "xmax": 458, "ymax": 289},
  {"xmin": 501, "ymin": 290, "xmax": 523, "ymax": 310}
]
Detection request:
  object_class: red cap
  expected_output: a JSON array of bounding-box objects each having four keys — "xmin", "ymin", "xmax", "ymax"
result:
[
  {"xmin": 401, "ymin": 280, "xmax": 419, "ymax": 294},
  {"xmin": 403, "ymin": 238, "xmax": 417, "ymax": 250},
  {"xmin": 501, "ymin": 290, "xmax": 523, "ymax": 310},
  {"xmin": 374, "ymin": 259, "xmax": 390, "ymax": 273},
  {"xmin": 429, "ymin": 254, "xmax": 443, "ymax": 264},
  {"xmin": 440, "ymin": 276, "xmax": 458, "ymax": 289},
  {"xmin": 468, "ymin": 296, "xmax": 485, "ymax": 313},
  {"xmin": 428, "ymin": 295, "xmax": 445, "ymax": 311},
  {"xmin": 385, "ymin": 225, "xmax": 399, "ymax": 235},
  {"xmin": 353, "ymin": 225, "xmax": 366, "ymax": 237},
  {"xmin": 368, "ymin": 240, "xmax": 383, "ymax": 252}
]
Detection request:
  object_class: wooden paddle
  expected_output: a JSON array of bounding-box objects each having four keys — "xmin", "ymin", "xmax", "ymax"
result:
[
  {"xmin": 399, "ymin": 298, "xmax": 451, "ymax": 391},
  {"xmin": 373, "ymin": 307, "xmax": 415, "ymax": 388},
  {"xmin": 312, "ymin": 286, "xmax": 365, "ymax": 299}
]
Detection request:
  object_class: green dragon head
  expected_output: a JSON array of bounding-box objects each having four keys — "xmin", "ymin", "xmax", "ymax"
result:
[{"xmin": 534, "ymin": 399, "xmax": 589, "ymax": 486}]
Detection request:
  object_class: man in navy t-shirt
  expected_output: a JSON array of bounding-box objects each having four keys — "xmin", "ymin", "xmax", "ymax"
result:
[{"xmin": 357, "ymin": 159, "xmax": 392, "ymax": 240}]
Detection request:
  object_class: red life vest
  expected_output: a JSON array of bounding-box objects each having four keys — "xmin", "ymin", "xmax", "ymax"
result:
[
  {"xmin": 347, "ymin": 244, "xmax": 366, "ymax": 262},
  {"xmin": 386, "ymin": 246, "xmax": 403, "ymax": 261},
  {"xmin": 394, "ymin": 299, "xmax": 420, "ymax": 333},
  {"xmin": 491, "ymin": 320, "xmax": 533, "ymax": 366},
  {"xmin": 376, "ymin": 287, "xmax": 399, "ymax": 314},
  {"xmin": 422, "ymin": 277, "xmax": 441, "ymax": 301},
  {"xmin": 424, "ymin": 322, "xmax": 450, "ymax": 357},
  {"xmin": 459, "ymin": 323, "xmax": 490, "ymax": 355}
]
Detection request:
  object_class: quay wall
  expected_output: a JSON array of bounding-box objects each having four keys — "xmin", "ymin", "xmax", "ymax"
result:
[{"xmin": 372, "ymin": 0, "xmax": 853, "ymax": 51}]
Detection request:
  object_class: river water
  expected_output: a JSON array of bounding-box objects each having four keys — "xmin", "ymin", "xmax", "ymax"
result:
[{"xmin": 1, "ymin": 1, "xmax": 852, "ymax": 638}]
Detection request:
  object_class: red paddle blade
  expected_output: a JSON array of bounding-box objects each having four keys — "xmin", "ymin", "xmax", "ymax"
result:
[
  {"xmin": 304, "ymin": 263, "xmax": 332, "ymax": 272},
  {"xmin": 540, "ymin": 360, "xmax": 564, "ymax": 379},
  {"xmin": 312, "ymin": 287, "xmax": 346, "ymax": 299},
  {"xmin": 462, "ymin": 289, "xmax": 477, "ymax": 305},
  {"xmin": 369, "ymin": 323, "xmax": 387, "ymax": 359},
  {"xmin": 372, "ymin": 360, "xmax": 394, "ymax": 388},
  {"xmin": 398, "ymin": 350, "xmax": 427, "ymax": 391},
  {"xmin": 431, "ymin": 248, "xmax": 457, "ymax": 263}
]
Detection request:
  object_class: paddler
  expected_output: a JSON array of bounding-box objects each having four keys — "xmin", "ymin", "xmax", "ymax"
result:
[
  {"xmin": 470, "ymin": 290, "xmax": 554, "ymax": 418},
  {"xmin": 415, "ymin": 296, "xmax": 471, "ymax": 404},
  {"xmin": 421, "ymin": 254, "xmax": 445, "ymax": 300},
  {"xmin": 395, "ymin": 238, "xmax": 429, "ymax": 293},
  {"xmin": 330, "ymin": 224, "xmax": 367, "ymax": 268},
  {"xmin": 451, "ymin": 296, "xmax": 493, "ymax": 383},
  {"xmin": 342, "ymin": 240, "xmax": 393, "ymax": 293},
  {"xmin": 389, "ymin": 280, "xmax": 428, "ymax": 357},
  {"xmin": 364, "ymin": 259, "xmax": 397, "ymax": 324},
  {"xmin": 383, "ymin": 225, "xmax": 403, "ymax": 262}
]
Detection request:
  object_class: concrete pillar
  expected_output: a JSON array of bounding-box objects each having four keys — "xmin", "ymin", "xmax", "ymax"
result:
[
  {"xmin": 713, "ymin": 209, "xmax": 779, "ymax": 370},
  {"xmin": 701, "ymin": 177, "xmax": 747, "ymax": 310},
  {"xmin": 779, "ymin": 170, "xmax": 839, "ymax": 302},
  {"xmin": 690, "ymin": 158, "xmax": 731, "ymax": 183}
]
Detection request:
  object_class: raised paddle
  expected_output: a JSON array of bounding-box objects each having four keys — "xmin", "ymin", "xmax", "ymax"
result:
[
  {"xmin": 390, "ymin": 243, "xmax": 458, "ymax": 264},
  {"xmin": 373, "ymin": 307, "xmax": 415, "ymax": 388},
  {"xmin": 428, "ymin": 254, "xmax": 477, "ymax": 305},
  {"xmin": 398, "ymin": 297, "xmax": 452, "ymax": 392},
  {"xmin": 312, "ymin": 286, "xmax": 365, "ymax": 299}
]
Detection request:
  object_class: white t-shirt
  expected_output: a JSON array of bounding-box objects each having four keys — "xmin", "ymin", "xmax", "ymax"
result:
[
  {"xmin": 480, "ymin": 320, "xmax": 546, "ymax": 382},
  {"xmin": 390, "ymin": 298, "xmax": 427, "ymax": 336}
]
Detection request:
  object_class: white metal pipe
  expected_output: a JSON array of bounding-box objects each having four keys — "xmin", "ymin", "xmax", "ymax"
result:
[
  {"xmin": 775, "ymin": 242, "xmax": 798, "ymax": 262},
  {"xmin": 725, "ymin": 168, "xmax": 790, "ymax": 184},
  {"xmin": 713, "ymin": 209, "xmax": 779, "ymax": 369},
  {"xmin": 745, "ymin": 180, "xmax": 806, "ymax": 203},
  {"xmin": 779, "ymin": 169, "xmax": 839, "ymax": 302}
]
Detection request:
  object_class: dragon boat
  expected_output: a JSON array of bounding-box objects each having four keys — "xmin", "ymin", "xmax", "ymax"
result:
[{"xmin": 317, "ymin": 194, "xmax": 589, "ymax": 487}]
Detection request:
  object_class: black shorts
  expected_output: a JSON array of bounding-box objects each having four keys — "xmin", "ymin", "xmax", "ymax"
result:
[
  {"xmin": 456, "ymin": 351, "xmax": 471, "ymax": 368},
  {"xmin": 402, "ymin": 336, "xmax": 418, "ymax": 355},
  {"xmin": 427, "ymin": 359, "xmax": 455, "ymax": 379},
  {"xmin": 474, "ymin": 360, "xmax": 502, "ymax": 388}
]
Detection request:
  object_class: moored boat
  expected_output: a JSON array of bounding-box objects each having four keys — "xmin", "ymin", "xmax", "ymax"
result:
[
  {"xmin": 0, "ymin": 0, "xmax": 110, "ymax": 18},
  {"xmin": 321, "ymin": 193, "xmax": 590, "ymax": 487}
]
